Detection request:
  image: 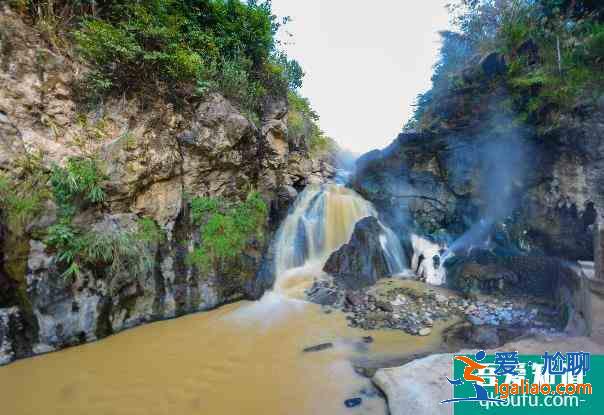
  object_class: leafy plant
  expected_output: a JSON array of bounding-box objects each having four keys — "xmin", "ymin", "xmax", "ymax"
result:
[
  {"xmin": 0, "ymin": 172, "xmax": 49, "ymax": 233},
  {"xmin": 136, "ymin": 217, "xmax": 165, "ymax": 244},
  {"xmin": 409, "ymin": 0, "xmax": 604, "ymax": 129},
  {"xmin": 50, "ymin": 157, "xmax": 106, "ymax": 217},
  {"xmin": 46, "ymin": 220, "xmax": 156, "ymax": 280},
  {"xmin": 188, "ymin": 191, "xmax": 268, "ymax": 274},
  {"xmin": 65, "ymin": 0, "xmax": 305, "ymax": 116}
]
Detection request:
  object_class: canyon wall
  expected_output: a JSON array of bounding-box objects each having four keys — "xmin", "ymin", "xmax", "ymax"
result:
[{"xmin": 0, "ymin": 7, "xmax": 334, "ymax": 364}]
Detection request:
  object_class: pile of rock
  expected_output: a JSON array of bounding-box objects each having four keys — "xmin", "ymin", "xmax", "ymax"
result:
[{"xmin": 306, "ymin": 278, "xmax": 560, "ymax": 337}]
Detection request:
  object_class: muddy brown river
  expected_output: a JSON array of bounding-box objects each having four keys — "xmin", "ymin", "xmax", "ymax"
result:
[{"xmin": 0, "ymin": 292, "xmax": 449, "ymax": 415}]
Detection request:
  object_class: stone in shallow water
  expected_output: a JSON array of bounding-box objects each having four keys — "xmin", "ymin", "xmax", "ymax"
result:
[
  {"xmin": 376, "ymin": 300, "xmax": 393, "ymax": 312},
  {"xmin": 418, "ymin": 327, "xmax": 432, "ymax": 336},
  {"xmin": 302, "ymin": 342, "xmax": 333, "ymax": 353},
  {"xmin": 344, "ymin": 397, "xmax": 362, "ymax": 408}
]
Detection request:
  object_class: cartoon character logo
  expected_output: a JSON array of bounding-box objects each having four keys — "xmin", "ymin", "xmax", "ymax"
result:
[{"xmin": 441, "ymin": 350, "xmax": 505, "ymax": 404}]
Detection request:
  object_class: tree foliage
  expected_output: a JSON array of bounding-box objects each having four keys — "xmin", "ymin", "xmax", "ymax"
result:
[
  {"xmin": 15, "ymin": 0, "xmax": 305, "ymax": 114},
  {"xmin": 407, "ymin": 0, "xmax": 604, "ymax": 130}
]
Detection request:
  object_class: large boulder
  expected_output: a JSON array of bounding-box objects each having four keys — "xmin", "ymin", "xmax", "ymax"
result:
[
  {"xmin": 372, "ymin": 353, "xmax": 453, "ymax": 415},
  {"xmin": 323, "ymin": 216, "xmax": 392, "ymax": 289},
  {"xmin": 446, "ymin": 251, "xmax": 581, "ymax": 300}
]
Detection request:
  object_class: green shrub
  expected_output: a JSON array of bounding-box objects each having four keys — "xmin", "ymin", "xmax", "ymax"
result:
[
  {"xmin": 188, "ymin": 191, "xmax": 268, "ymax": 274},
  {"xmin": 136, "ymin": 217, "xmax": 165, "ymax": 244},
  {"xmin": 46, "ymin": 220, "xmax": 156, "ymax": 280},
  {"xmin": 66, "ymin": 0, "xmax": 304, "ymax": 114},
  {"xmin": 286, "ymin": 90, "xmax": 335, "ymax": 157},
  {"xmin": 50, "ymin": 157, "xmax": 106, "ymax": 217},
  {"xmin": 0, "ymin": 172, "xmax": 48, "ymax": 233},
  {"xmin": 585, "ymin": 23, "xmax": 604, "ymax": 60},
  {"xmin": 309, "ymin": 133, "xmax": 336, "ymax": 157},
  {"xmin": 410, "ymin": 0, "xmax": 604, "ymax": 129}
]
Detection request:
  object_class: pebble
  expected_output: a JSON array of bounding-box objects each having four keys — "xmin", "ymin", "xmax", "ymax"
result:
[
  {"xmin": 344, "ymin": 398, "xmax": 362, "ymax": 408},
  {"xmin": 306, "ymin": 278, "xmax": 559, "ymax": 337},
  {"xmin": 418, "ymin": 327, "xmax": 432, "ymax": 336},
  {"xmin": 303, "ymin": 343, "xmax": 333, "ymax": 353}
]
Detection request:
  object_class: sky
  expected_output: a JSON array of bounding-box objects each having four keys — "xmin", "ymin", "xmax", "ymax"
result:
[{"xmin": 271, "ymin": 0, "xmax": 452, "ymax": 154}]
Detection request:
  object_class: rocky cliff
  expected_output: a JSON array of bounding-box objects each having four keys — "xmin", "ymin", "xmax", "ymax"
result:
[
  {"xmin": 351, "ymin": 51, "xmax": 601, "ymax": 329},
  {"xmin": 353, "ymin": 52, "xmax": 603, "ymax": 263},
  {"xmin": 0, "ymin": 7, "xmax": 334, "ymax": 364}
]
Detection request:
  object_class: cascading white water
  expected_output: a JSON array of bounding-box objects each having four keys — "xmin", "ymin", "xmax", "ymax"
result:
[
  {"xmin": 410, "ymin": 234, "xmax": 447, "ymax": 285},
  {"xmin": 272, "ymin": 183, "xmax": 408, "ymax": 297}
]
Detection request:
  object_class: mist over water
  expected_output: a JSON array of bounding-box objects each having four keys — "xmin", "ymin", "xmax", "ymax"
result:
[{"xmin": 448, "ymin": 125, "xmax": 532, "ymax": 255}]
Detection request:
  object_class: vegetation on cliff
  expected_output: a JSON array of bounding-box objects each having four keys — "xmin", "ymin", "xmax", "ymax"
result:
[
  {"xmin": 45, "ymin": 157, "xmax": 164, "ymax": 279},
  {"xmin": 407, "ymin": 0, "xmax": 603, "ymax": 130},
  {"xmin": 287, "ymin": 91, "xmax": 337, "ymax": 157},
  {"xmin": 7, "ymin": 0, "xmax": 335, "ymax": 156},
  {"xmin": 189, "ymin": 191, "xmax": 268, "ymax": 276},
  {"xmin": 9, "ymin": 0, "xmax": 304, "ymax": 117},
  {"xmin": 1, "ymin": 1, "xmax": 336, "ymax": 284}
]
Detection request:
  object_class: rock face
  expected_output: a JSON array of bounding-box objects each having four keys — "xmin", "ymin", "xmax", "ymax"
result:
[
  {"xmin": 0, "ymin": 8, "xmax": 334, "ymax": 364},
  {"xmin": 352, "ymin": 44, "xmax": 603, "ymax": 264},
  {"xmin": 350, "ymin": 49, "xmax": 602, "ymax": 337},
  {"xmin": 323, "ymin": 217, "xmax": 392, "ymax": 289},
  {"xmin": 353, "ymin": 120, "xmax": 602, "ymax": 262}
]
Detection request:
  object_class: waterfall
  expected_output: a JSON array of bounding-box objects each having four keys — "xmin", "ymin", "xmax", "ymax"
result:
[
  {"xmin": 410, "ymin": 234, "xmax": 447, "ymax": 285},
  {"xmin": 272, "ymin": 183, "xmax": 407, "ymax": 297}
]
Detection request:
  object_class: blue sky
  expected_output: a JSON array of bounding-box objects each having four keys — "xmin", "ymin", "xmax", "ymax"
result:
[{"xmin": 272, "ymin": 0, "xmax": 451, "ymax": 154}]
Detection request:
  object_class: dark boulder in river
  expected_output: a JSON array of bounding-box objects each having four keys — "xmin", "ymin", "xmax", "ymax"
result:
[{"xmin": 323, "ymin": 217, "xmax": 393, "ymax": 289}]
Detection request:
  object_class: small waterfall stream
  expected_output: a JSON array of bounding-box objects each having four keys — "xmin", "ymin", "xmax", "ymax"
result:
[{"xmin": 272, "ymin": 183, "xmax": 407, "ymax": 298}]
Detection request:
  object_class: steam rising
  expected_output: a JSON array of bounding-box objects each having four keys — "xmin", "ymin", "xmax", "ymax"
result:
[{"xmin": 448, "ymin": 125, "xmax": 532, "ymax": 255}]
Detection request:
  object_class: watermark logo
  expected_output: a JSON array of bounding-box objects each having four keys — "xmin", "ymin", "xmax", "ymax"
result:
[
  {"xmin": 443, "ymin": 350, "xmax": 602, "ymax": 414},
  {"xmin": 441, "ymin": 350, "xmax": 506, "ymax": 404}
]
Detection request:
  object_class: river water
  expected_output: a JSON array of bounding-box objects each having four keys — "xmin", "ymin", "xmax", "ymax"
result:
[
  {"xmin": 0, "ymin": 184, "xmax": 448, "ymax": 414},
  {"xmin": 0, "ymin": 293, "xmax": 449, "ymax": 415}
]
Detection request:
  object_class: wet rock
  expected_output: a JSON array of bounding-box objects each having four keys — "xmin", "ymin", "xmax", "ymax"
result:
[
  {"xmin": 376, "ymin": 300, "xmax": 393, "ymax": 312},
  {"xmin": 303, "ymin": 342, "xmax": 333, "ymax": 353},
  {"xmin": 307, "ymin": 286, "xmax": 339, "ymax": 306},
  {"xmin": 447, "ymin": 252, "xmax": 580, "ymax": 300},
  {"xmin": 418, "ymin": 327, "xmax": 432, "ymax": 336},
  {"xmin": 0, "ymin": 307, "xmax": 20, "ymax": 365},
  {"xmin": 346, "ymin": 291, "xmax": 366, "ymax": 307},
  {"xmin": 344, "ymin": 398, "xmax": 362, "ymax": 408},
  {"xmin": 323, "ymin": 217, "xmax": 392, "ymax": 289},
  {"xmin": 366, "ymin": 312, "xmax": 389, "ymax": 322},
  {"xmin": 472, "ymin": 325, "xmax": 501, "ymax": 349},
  {"xmin": 480, "ymin": 51, "xmax": 507, "ymax": 77},
  {"xmin": 352, "ymin": 107, "xmax": 602, "ymax": 263},
  {"xmin": 373, "ymin": 354, "xmax": 452, "ymax": 415}
]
